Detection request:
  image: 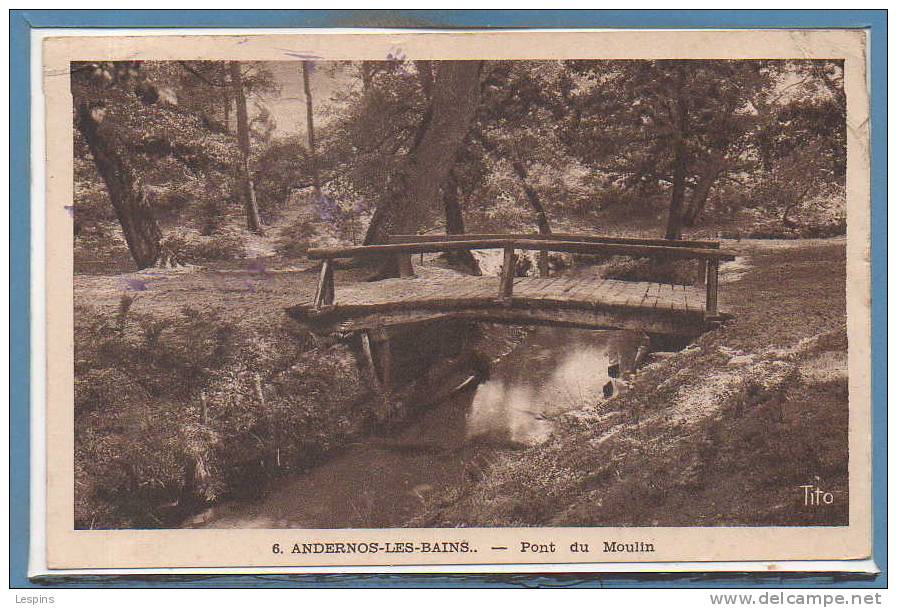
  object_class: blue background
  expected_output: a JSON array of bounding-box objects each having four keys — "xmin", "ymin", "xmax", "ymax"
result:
[{"xmin": 9, "ymin": 9, "xmax": 887, "ymax": 589}]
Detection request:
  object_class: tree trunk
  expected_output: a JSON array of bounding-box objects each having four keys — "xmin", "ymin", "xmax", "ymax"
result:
[
  {"xmin": 510, "ymin": 160, "xmax": 551, "ymax": 275},
  {"xmin": 473, "ymin": 130, "xmax": 553, "ymax": 238},
  {"xmin": 442, "ymin": 173, "xmax": 481, "ymax": 275},
  {"xmin": 510, "ymin": 160, "xmax": 552, "ymax": 237},
  {"xmin": 360, "ymin": 62, "xmax": 375, "ymax": 92},
  {"xmin": 664, "ymin": 89, "xmax": 689, "ymax": 241},
  {"xmin": 782, "ymin": 184, "xmax": 813, "ymax": 229},
  {"xmin": 75, "ymin": 103, "xmax": 162, "ymax": 269},
  {"xmin": 665, "ymin": 140, "xmax": 688, "ymax": 240},
  {"xmin": 415, "ymin": 60, "xmax": 434, "ymax": 101},
  {"xmin": 682, "ymin": 158, "xmax": 723, "ymax": 227},
  {"xmin": 229, "ymin": 61, "xmax": 263, "ymax": 233},
  {"xmin": 301, "ymin": 61, "xmax": 322, "ymax": 201},
  {"xmin": 362, "ymin": 60, "xmax": 483, "ymax": 276},
  {"xmin": 223, "ymin": 94, "xmax": 230, "ymax": 133}
]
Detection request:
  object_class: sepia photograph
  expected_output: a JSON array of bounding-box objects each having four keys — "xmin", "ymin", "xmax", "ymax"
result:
[
  {"xmin": 30, "ymin": 27, "xmax": 873, "ymax": 570},
  {"xmin": 71, "ymin": 55, "xmax": 851, "ymax": 531}
]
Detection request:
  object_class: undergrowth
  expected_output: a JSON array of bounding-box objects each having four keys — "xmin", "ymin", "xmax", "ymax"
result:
[{"xmin": 74, "ymin": 296, "xmax": 370, "ymax": 528}]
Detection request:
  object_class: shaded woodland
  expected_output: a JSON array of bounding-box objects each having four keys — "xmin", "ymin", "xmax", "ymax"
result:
[
  {"xmin": 71, "ymin": 59, "xmax": 849, "ymax": 529},
  {"xmin": 72, "ymin": 59, "xmax": 846, "ymax": 272}
]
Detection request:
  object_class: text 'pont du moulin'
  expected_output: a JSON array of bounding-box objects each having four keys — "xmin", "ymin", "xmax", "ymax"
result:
[{"xmin": 272, "ymin": 540, "xmax": 656, "ymax": 556}]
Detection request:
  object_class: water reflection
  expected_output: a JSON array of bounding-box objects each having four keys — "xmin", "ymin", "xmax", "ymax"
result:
[
  {"xmin": 192, "ymin": 327, "xmax": 644, "ymax": 529},
  {"xmin": 467, "ymin": 337, "xmax": 621, "ymax": 446}
]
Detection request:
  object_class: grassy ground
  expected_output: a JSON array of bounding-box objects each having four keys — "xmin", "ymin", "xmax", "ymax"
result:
[
  {"xmin": 415, "ymin": 238, "xmax": 849, "ymax": 527},
  {"xmin": 73, "ymin": 259, "xmax": 382, "ymax": 528},
  {"xmin": 73, "ymin": 256, "xmax": 518, "ymax": 528},
  {"xmin": 74, "ymin": 228, "xmax": 848, "ymax": 528}
]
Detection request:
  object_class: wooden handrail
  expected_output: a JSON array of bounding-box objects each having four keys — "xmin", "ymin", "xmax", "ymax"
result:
[
  {"xmin": 388, "ymin": 232, "xmax": 721, "ymax": 249},
  {"xmin": 308, "ymin": 233, "xmax": 732, "ymax": 318},
  {"xmin": 307, "ymin": 239, "xmax": 736, "ymax": 261}
]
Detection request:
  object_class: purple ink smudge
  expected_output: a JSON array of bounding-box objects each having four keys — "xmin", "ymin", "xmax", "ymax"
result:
[
  {"xmin": 246, "ymin": 259, "xmax": 270, "ymax": 277},
  {"xmin": 122, "ymin": 278, "xmax": 149, "ymax": 291},
  {"xmin": 276, "ymin": 48, "xmax": 323, "ymax": 61},
  {"xmin": 386, "ymin": 48, "xmax": 409, "ymax": 74},
  {"xmin": 64, "ymin": 205, "xmax": 75, "ymax": 218},
  {"xmin": 386, "ymin": 47, "xmax": 407, "ymax": 62},
  {"xmin": 313, "ymin": 192, "xmax": 342, "ymax": 223}
]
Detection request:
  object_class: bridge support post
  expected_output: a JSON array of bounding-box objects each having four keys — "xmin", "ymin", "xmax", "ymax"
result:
[
  {"xmin": 498, "ymin": 246, "xmax": 516, "ymax": 303},
  {"xmin": 397, "ymin": 253, "xmax": 415, "ymax": 278},
  {"xmin": 705, "ymin": 258, "xmax": 719, "ymax": 318},
  {"xmin": 313, "ymin": 259, "xmax": 334, "ymax": 311},
  {"xmin": 538, "ymin": 250, "xmax": 549, "ymax": 277},
  {"xmin": 361, "ymin": 328, "xmax": 394, "ymax": 421}
]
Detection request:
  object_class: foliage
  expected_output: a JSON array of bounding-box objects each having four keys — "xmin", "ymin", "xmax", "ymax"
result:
[
  {"xmin": 72, "ymin": 58, "xmax": 850, "ymax": 529},
  {"xmin": 74, "ymin": 296, "xmax": 371, "ymax": 528},
  {"xmin": 321, "ymin": 61, "xmax": 427, "ymax": 209},
  {"xmin": 558, "ymin": 60, "xmax": 845, "ymax": 234},
  {"xmin": 72, "ymin": 60, "xmax": 280, "ymax": 263},
  {"xmin": 74, "ymin": 59, "xmax": 847, "ymax": 268},
  {"xmin": 160, "ymin": 226, "xmax": 247, "ymax": 263},
  {"xmin": 602, "ymin": 257, "xmax": 704, "ymax": 286},
  {"xmin": 251, "ymin": 135, "xmax": 313, "ymax": 209},
  {"xmin": 74, "ymin": 301, "xmax": 238, "ymax": 527}
]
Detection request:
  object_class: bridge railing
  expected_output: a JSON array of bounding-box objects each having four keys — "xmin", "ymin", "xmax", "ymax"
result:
[
  {"xmin": 387, "ymin": 233, "xmax": 721, "ymax": 278},
  {"xmin": 387, "ymin": 232, "xmax": 721, "ymax": 248},
  {"xmin": 306, "ymin": 235, "xmax": 736, "ymax": 318}
]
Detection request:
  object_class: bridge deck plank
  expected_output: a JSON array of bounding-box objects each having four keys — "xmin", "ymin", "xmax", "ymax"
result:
[{"xmin": 303, "ymin": 274, "xmax": 707, "ymax": 314}]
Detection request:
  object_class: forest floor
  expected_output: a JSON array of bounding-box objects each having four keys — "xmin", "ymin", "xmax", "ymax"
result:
[
  {"xmin": 73, "ymin": 259, "xmax": 378, "ymax": 528},
  {"xmin": 73, "ymin": 234, "xmax": 849, "ymax": 528},
  {"xmin": 414, "ymin": 237, "xmax": 850, "ymax": 527}
]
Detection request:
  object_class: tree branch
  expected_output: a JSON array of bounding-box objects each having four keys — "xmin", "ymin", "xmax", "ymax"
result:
[{"xmin": 177, "ymin": 61, "xmax": 230, "ymax": 88}]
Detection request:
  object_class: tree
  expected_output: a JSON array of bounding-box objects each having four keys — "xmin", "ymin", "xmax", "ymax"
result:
[
  {"xmin": 320, "ymin": 61, "xmax": 424, "ymax": 219},
  {"xmin": 301, "ymin": 61, "xmax": 323, "ymax": 202},
  {"xmin": 446, "ymin": 60, "xmax": 586, "ymax": 250},
  {"xmin": 564, "ymin": 60, "xmax": 776, "ymax": 239},
  {"xmin": 176, "ymin": 61, "xmax": 232, "ymax": 132},
  {"xmin": 750, "ymin": 61, "xmax": 846, "ymax": 229},
  {"xmin": 362, "ymin": 61, "xmax": 483, "ymax": 254},
  {"xmin": 73, "ymin": 60, "xmax": 285, "ymax": 266},
  {"xmin": 664, "ymin": 66, "xmax": 690, "ymax": 240},
  {"xmin": 72, "ymin": 62, "xmax": 164, "ymax": 269},
  {"xmin": 319, "ymin": 59, "xmax": 485, "ymax": 270},
  {"xmin": 470, "ymin": 128, "xmax": 554, "ymax": 275},
  {"xmin": 229, "ymin": 61, "xmax": 263, "ymax": 233}
]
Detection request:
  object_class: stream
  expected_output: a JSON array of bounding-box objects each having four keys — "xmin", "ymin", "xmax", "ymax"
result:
[{"xmin": 189, "ymin": 325, "xmax": 646, "ymax": 529}]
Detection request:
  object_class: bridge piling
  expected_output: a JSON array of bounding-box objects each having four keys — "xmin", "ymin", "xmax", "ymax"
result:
[
  {"xmin": 499, "ymin": 246, "xmax": 516, "ymax": 302},
  {"xmin": 705, "ymin": 258, "xmax": 719, "ymax": 317},
  {"xmin": 361, "ymin": 328, "xmax": 394, "ymax": 421},
  {"xmin": 397, "ymin": 253, "xmax": 415, "ymax": 278},
  {"xmin": 313, "ymin": 259, "xmax": 334, "ymax": 311}
]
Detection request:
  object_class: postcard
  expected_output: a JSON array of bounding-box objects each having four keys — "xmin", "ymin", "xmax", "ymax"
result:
[{"xmin": 37, "ymin": 27, "xmax": 871, "ymax": 570}]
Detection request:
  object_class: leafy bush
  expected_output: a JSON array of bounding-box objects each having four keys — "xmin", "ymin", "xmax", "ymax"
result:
[
  {"xmin": 252, "ymin": 136, "xmax": 313, "ymax": 210},
  {"xmin": 602, "ymin": 256, "xmax": 703, "ymax": 286},
  {"xmin": 73, "ymin": 173, "xmax": 116, "ymax": 225},
  {"xmin": 74, "ymin": 295, "xmax": 373, "ymax": 528},
  {"xmin": 74, "ymin": 222, "xmax": 130, "ymax": 258},
  {"xmin": 161, "ymin": 227, "xmax": 245, "ymax": 263},
  {"xmin": 274, "ymin": 218, "xmax": 317, "ymax": 258}
]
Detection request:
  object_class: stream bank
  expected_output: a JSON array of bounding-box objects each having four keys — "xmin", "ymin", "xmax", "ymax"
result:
[
  {"xmin": 74, "ymin": 238, "xmax": 848, "ymax": 529},
  {"xmin": 190, "ymin": 325, "xmax": 648, "ymax": 528},
  {"xmin": 73, "ymin": 263, "xmax": 534, "ymax": 529},
  {"xmin": 414, "ymin": 239, "xmax": 849, "ymax": 527}
]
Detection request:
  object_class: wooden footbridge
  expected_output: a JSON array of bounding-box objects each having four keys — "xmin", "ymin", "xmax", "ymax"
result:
[{"xmin": 288, "ymin": 233, "xmax": 735, "ymax": 337}]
